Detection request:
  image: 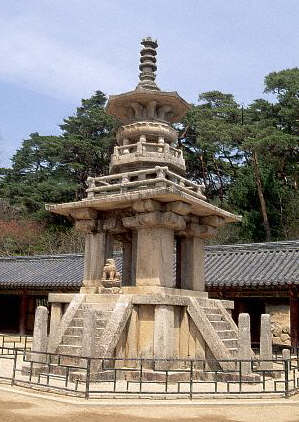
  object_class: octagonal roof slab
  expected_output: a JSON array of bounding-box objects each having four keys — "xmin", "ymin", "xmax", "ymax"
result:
[
  {"xmin": 46, "ymin": 186, "xmax": 241, "ymax": 225},
  {"xmin": 106, "ymin": 89, "xmax": 190, "ymax": 124}
]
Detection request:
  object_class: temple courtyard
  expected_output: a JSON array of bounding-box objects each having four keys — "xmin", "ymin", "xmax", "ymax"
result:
[{"xmin": 0, "ymin": 386, "xmax": 299, "ymax": 422}]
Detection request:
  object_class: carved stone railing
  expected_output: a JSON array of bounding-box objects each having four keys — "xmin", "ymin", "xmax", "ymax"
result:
[
  {"xmin": 85, "ymin": 166, "xmax": 206, "ymax": 200},
  {"xmin": 110, "ymin": 141, "xmax": 185, "ymax": 172}
]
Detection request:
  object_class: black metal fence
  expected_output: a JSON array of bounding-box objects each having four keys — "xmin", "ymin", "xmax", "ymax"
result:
[{"xmin": 0, "ymin": 343, "xmax": 299, "ymax": 399}]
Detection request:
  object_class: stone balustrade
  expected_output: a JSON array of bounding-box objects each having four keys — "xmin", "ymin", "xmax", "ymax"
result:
[
  {"xmin": 110, "ymin": 141, "xmax": 186, "ymax": 173},
  {"xmin": 86, "ymin": 166, "xmax": 206, "ymax": 200}
]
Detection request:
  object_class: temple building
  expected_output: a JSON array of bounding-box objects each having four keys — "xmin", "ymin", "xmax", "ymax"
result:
[{"xmin": 0, "ymin": 240, "xmax": 298, "ymax": 347}]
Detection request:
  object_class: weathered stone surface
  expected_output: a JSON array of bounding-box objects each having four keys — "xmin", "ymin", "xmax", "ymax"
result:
[
  {"xmin": 123, "ymin": 211, "xmax": 185, "ymax": 231},
  {"xmin": 81, "ymin": 231, "xmax": 105, "ymax": 293},
  {"xmin": 238, "ymin": 313, "xmax": 252, "ymax": 375},
  {"xmin": 97, "ymin": 296, "xmax": 133, "ymax": 357},
  {"xmin": 187, "ymin": 297, "xmax": 233, "ymax": 371},
  {"xmin": 135, "ymin": 227, "xmax": 175, "ymax": 287},
  {"xmin": 138, "ymin": 304, "xmax": 155, "ymax": 360},
  {"xmin": 180, "ymin": 237, "xmax": 205, "ymax": 291},
  {"xmin": 154, "ymin": 305, "xmax": 174, "ymax": 360},
  {"xmin": 75, "ymin": 219, "xmax": 97, "ymax": 234},
  {"xmin": 260, "ymin": 314, "xmax": 273, "ymax": 371},
  {"xmin": 126, "ymin": 306, "xmax": 138, "ymax": 367},
  {"xmin": 132, "ymin": 199, "xmax": 161, "ymax": 213},
  {"xmin": 32, "ymin": 306, "xmax": 48, "ymax": 364},
  {"xmin": 71, "ymin": 208, "xmax": 98, "ymax": 220},
  {"xmin": 82, "ymin": 307, "xmax": 97, "ymax": 358},
  {"xmin": 48, "ymin": 294, "xmax": 85, "ymax": 353},
  {"xmin": 199, "ymin": 215, "xmax": 225, "ymax": 227},
  {"xmin": 166, "ymin": 201, "xmax": 191, "ymax": 216},
  {"xmin": 49, "ymin": 302, "xmax": 62, "ymax": 339}
]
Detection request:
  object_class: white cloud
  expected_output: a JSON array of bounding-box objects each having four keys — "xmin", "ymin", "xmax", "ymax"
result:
[{"xmin": 0, "ymin": 18, "xmax": 130, "ymax": 101}]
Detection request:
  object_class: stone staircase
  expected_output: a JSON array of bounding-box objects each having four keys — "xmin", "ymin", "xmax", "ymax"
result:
[
  {"xmin": 202, "ymin": 304, "xmax": 238, "ymax": 357},
  {"xmin": 57, "ymin": 302, "xmax": 115, "ymax": 357}
]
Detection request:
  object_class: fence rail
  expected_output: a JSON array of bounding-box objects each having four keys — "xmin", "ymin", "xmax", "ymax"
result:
[{"xmin": 1, "ymin": 344, "xmax": 299, "ymax": 399}]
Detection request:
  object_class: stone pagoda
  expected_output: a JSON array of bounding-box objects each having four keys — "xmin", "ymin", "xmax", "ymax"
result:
[{"xmin": 45, "ymin": 38, "xmax": 241, "ymax": 369}]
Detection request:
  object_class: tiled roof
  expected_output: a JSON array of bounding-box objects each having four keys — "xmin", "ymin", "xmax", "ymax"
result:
[
  {"xmin": 205, "ymin": 240, "xmax": 298, "ymax": 289},
  {"xmin": 0, "ymin": 240, "xmax": 298, "ymax": 290}
]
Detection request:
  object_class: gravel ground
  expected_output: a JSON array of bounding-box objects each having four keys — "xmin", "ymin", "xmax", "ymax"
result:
[{"xmin": 0, "ymin": 388, "xmax": 299, "ymax": 422}]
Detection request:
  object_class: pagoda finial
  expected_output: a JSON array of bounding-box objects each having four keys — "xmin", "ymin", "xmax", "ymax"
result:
[{"xmin": 136, "ymin": 37, "xmax": 160, "ymax": 91}]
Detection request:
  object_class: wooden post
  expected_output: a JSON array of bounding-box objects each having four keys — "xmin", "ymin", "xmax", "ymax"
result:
[
  {"xmin": 290, "ymin": 289, "xmax": 299, "ymax": 347},
  {"xmin": 19, "ymin": 292, "xmax": 28, "ymax": 335}
]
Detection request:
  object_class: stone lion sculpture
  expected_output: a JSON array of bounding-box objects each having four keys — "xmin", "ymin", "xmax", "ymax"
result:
[{"xmin": 102, "ymin": 258, "xmax": 121, "ymax": 288}]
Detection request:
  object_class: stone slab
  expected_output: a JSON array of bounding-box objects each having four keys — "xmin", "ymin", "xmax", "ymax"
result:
[{"xmin": 46, "ymin": 186, "xmax": 241, "ymax": 223}]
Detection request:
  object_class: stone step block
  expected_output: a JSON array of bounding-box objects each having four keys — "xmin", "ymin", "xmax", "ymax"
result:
[
  {"xmin": 57, "ymin": 344, "xmax": 82, "ymax": 356},
  {"xmin": 222, "ymin": 339, "xmax": 238, "ymax": 349},
  {"xmin": 228, "ymin": 348, "xmax": 238, "ymax": 357},
  {"xmin": 66, "ymin": 325, "xmax": 106, "ymax": 336},
  {"xmin": 75, "ymin": 305, "xmax": 114, "ymax": 318},
  {"xmin": 62, "ymin": 335, "xmax": 82, "ymax": 346},
  {"xmin": 216, "ymin": 330, "xmax": 236, "ymax": 339},
  {"xmin": 65, "ymin": 327, "xmax": 83, "ymax": 336},
  {"xmin": 203, "ymin": 307, "xmax": 222, "ymax": 315},
  {"xmin": 70, "ymin": 317, "xmax": 108, "ymax": 328},
  {"xmin": 95, "ymin": 310, "xmax": 113, "ymax": 319},
  {"xmin": 206, "ymin": 313, "xmax": 223, "ymax": 321},
  {"xmin": 209, "ymin": 321, "xmax": 231, "ymax": 330}
]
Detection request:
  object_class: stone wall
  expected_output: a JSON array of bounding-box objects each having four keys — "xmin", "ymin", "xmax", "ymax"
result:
[{"xmin": 265, "ymin": 301, "xmax": 290, "ymax": 346}]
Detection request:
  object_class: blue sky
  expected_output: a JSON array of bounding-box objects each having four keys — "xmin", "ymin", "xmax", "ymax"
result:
[{"xmin": 0, "ymin": 0, "xmax": 298, "ymax": 167}]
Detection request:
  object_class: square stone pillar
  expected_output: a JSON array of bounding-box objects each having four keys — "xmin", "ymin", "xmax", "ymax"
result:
[
  {"xmin": 135, "ymin": 227, "xmax": 175, "ymax": 287},
  {"xmin": 131, "ymin": 231, "xmax": 137, "ymax": 286},
  {"xmin": 81, "ymin": 231, "xmax": 106, "ymax": 293},
  {"xmin": 122, "ymin": 240, "xmax": 132, "ymax": 286},
  {"xmin": 180, "ymin": 236, "xmax": 205, "ymax": 291},
  {"xmin": 49, "ymin": 302, "xmax": 63, "ymax": 339},
  {"xmin": 154, "ymin": 305, "xmax": 175, "ymax": 366}
]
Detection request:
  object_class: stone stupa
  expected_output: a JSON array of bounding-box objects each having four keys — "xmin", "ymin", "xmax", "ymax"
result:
[{"xmin": 44, "ymin": 37, "xmax": 241, "ymax": 370}]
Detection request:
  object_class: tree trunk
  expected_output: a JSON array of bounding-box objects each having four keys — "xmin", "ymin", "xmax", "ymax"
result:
[{"xmin": 252, "ymin": 151, "xmax": 271, "ymax": 241}]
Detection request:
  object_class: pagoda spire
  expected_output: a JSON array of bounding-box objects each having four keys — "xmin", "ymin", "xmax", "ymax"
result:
[{"xmin": 136, "ymin": 37, "xmax": 160, "ymax": 91}]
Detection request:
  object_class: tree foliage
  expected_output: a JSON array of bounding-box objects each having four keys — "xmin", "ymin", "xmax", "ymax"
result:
[{"xmin": 0, "ymin": 71, "xmax": 298, "ymax": 254}]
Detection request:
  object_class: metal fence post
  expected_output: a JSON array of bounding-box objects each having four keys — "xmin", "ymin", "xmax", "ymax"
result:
[
  {"xmin": 11, "ymin": 348, "xmax": 18, "ymax": 386},
  {"xmin": 85, "ymin": 358, "xmax": 91, "ymax": 400},
  {"xmin": 284, "ymin": 359, "xmax": 289, "ymax": 398},
  {"xmin": 190, "ymin": 360, "xmax": 193, "ymax": 400}
]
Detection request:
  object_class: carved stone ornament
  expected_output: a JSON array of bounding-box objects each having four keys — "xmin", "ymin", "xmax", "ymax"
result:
[{"xmin": 101, "ymin": 258, "xmax": 121, "ymax": 288}]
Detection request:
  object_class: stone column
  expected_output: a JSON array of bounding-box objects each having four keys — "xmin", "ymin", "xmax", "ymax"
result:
[
  {"xmin": 180, "ymin": 236, "xmax": 205, "ymax": 291},
  {"xmin": 32, "ymin": 306, "xmax": 48, "ymax": 364},
  {"xmin": 131, "ymin": 231, "xmax": 137, "ymax": 286},
  {"xmin": 49, "ymin": 302, "xmax": 63, "ymax": 339},
  {"xmin": 123, "ymin": 208, "xmax": 186, "ymax": 288},
  {"xmin": 238, "ymin": 313, "xmax": 252, "ymax": 376},
  {"xmin": 122, "ymin": 240, "xmax": 132, "ymax": 286},
  {"xmin": 154, "ymin": 305, "xmax": 175, "ymax": 368},
  {"xmin": 135, "ymin": 226, "xmax": 175, "ymax": 287},
  {"xmin": 81, "ymin": 231, "xmax": 106, "ymax": 293},
  {"xmin": 260, "ymin": 314, "xmax": 273, "ymax": 371},
  {"xmin": 105, "ymin": 233, "xmax": 114, "ymax": 260}
]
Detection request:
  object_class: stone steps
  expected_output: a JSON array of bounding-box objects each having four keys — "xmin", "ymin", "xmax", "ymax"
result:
[
  {"xmin": 202, "ymin": 307, "xmax": 222, "ymax": 315},
  {"xmin": 209, "ymin": 320, "xmax": 231, "ymax": 331},
  {"xmin": 206, "ymin": 313, "xmax": 223, "ymax": 321},
  {"xmin": 216, "ymin": 330, "xmax": 236, "ymax": 339},
  {"xmin": 222, "ymin": 338, "xmax": 238, "ymax": 349},
  {"xmin": 70, "ymin": 317, "xmax": 108, "ymax": 328},
  {"xmin": 201, "ymin": 305, "xmax": 239, "ymax": 360},
  {"xmin": 65, "ymin": 326, "xmax": 104, "ymax": 336},
  {"xmin": 57, "ymin": 344, "xmax": 82, "ymax": 356}
]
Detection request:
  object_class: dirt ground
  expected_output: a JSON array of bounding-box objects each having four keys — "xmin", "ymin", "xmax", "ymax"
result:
[{"xmin": 0, "ymin": 388, "xmax": 299, "ymax": 422}]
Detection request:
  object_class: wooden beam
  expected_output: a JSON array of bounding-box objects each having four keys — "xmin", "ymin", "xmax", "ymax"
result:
[{"xmin": 290, "ymin": 289, "xmax": 299, "ymax": 347}]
